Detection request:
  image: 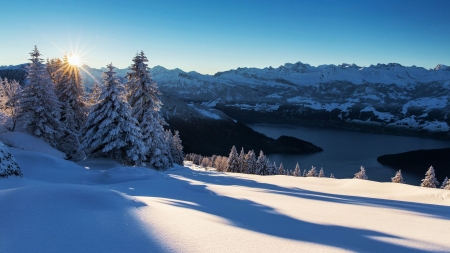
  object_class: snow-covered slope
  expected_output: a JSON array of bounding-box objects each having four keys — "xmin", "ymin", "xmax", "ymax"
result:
[
  {"xmin": 77, "ymin": 62, "xmax": 450, "ymax": 134},
  {"xmin": 2, "ymin": 144, "xmax": 450, "ymax": 252}
]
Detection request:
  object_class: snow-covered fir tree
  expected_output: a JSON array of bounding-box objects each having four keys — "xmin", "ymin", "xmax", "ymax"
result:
[
  {"xmin": 441, "ymin": 177, "xmax": 450, "ymax": 190},
  {"xmin": 255, "ymin": 150, "xmax": 269, "ymax": 175},
  {"xmin": 441, "ymin": 177, "xmax": 449, "ymax": 190},
  {"xmin": 14, "ymin": 46, "xmax": 63, "ymax": 147},
  {"xmin": 293, "ymin": 163, "xmax": 301, "ymax": 177},
  {"xmin": 169, "ymin": 130, "xmax": 184, "ymax": 165},
  {"xmin": 81, "ymin": 63, "xmax": 146, "ymax": 166},
  {"xmin": 238, "ymin": 147, "xmax": 245, "ymax": 173},
  {"xmin": 268, "ymin": 161, "xmax": 278, "ymax": 175},
  {"xmin": 244, "ymin": 150, "xmax": 257, "ymax": 174},
  {"xmin": 306, "ymin": 166, "xmax": 318, "ymax": 177},
  {"xmin": 318, "ymin": 167, "xmax": 324, "ymax": 177},
  {"xmin": 87, "ymin": 81, "xmax": 102, "ymax": 106},
  {"xmin": 1, "ymin": 78, "xmax": 22, "ymax": 131},
  {"xmin": 330, "ymin": 173, "xmax": 335, "ymax": 178},
  {"xmin": 227, "ymin": 146, "xmax": 240, "ymax": 173},
  {"xmin": 391, "ymin": 170, "xmax": 404, "ymax": 183},
  {"xmin": 354, "ymin": 166, "xmax": 368, "ymax": 180},
  {"xmin": 420, "ymin": 166, "xmax": 439, "ymax": 188},
  {"xmin": 125, "ymin": 51, "xmax": 172, "ymax": 169},
  {"xmin": 302, "ymin": 170, "xmax": 307, "ymax": 177},
  {"xmin": 278, "ymin": 163, "xmax": 285, "ymax": 175},
  {"xmin": 53, "ymin": 54, "xmax": 88, "ymax": 132},
  {"xmin": 0, "ymin": 142, "xmax": 22, "ymax": 178}
]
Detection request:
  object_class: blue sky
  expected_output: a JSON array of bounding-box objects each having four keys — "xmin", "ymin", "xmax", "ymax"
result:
[{"xmin": 1, "ymin": 0, "xmax": 449, "ymax": 74}]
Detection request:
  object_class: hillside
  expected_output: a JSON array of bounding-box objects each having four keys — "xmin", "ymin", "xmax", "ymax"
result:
[{"xmin": 1, "ymin": 134, "xmax": 450, "ymax": 252}]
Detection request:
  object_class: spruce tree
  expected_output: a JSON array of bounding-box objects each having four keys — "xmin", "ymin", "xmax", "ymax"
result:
[
  {"xmin": 302, "ymin": 170, "xmax": 307, "ymax": 177},
  {"xmin": 318, "ymin": 167, "xmax": 325, "ymax": 177},
  {"xmin": 420, "ymin": 166, "xmax": 439, "ymax": 188},
  {"xmin": 226, "ymin": 146, "xmax": 240, "ymax": 172},
  {"xmin": 170, "ymin": 130, "xmax": 184, "ymax": 165},
  {"xmin": 87, "ymin": 81, "xmax": 102, "ymax": 106},
  {"xmin": 354, "ymin": 166, "xmax": 368, "ymax": 180},
  {"xmin": 15, "ymin": 46, "xmax": 63, "ymax": 146},
  {"xmin": 306, "ymin": 166, "xmax": 318, "ymax": 177},
  {"xmin": 391, "ymin": 170, "xmax": 404, "ymax": 183},
  {"xmin": 81, "ymin": 63, "xmax": 146, "ymax": 166},
  {"xmin": 293, "ymin": 163, "xmax": 301, "ymax": 177},
  {"xmin": 125, "ymin": 51, "xmax": 171, "ymax": 169},
  {"xmin": 2, "ymin": 78, "xmax": 21, "ymax": 131},
  {"xmin": 442, "ymin": 177, "xmax": 450, "ymax": 190},
  {"xmin": 278, "ymin": 163, "xmax": 285, "ymax": 175},
  {"xmin": 255, "ymin": 150, "xmax": 268, "ymax": 175},
  {"xmin": 238, "ymin": 147, "xmax": 245, "ymax": 173},
  {"xmin": 244, "ymin": 150, "xmax": 257, "ymax": 174},
  {"xmin": 0, "ymin": 141, "xmax": 22, "ymax": 178},
  {"xmin": 330, "ymin": 173, "xmax": 335, "ymax": 178}
]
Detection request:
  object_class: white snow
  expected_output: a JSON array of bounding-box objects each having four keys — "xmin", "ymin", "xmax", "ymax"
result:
[
  {"xmin": 361, "ymin": 106, "xmax": 396, "ymax": 121},
  {"xmin": 1, "ymin": 133, "xmax": 450, "ymax": 252},
  {"xmin": 402, "ymin": 96, "xmax": 448, "ymax": 115},
  {"xmin": 0, "ymin": 131, "xmax": 66, "ymax": 159},
  {"xmin": 194, "ymin": 108, "xmax": 221, "ymax": 119}
]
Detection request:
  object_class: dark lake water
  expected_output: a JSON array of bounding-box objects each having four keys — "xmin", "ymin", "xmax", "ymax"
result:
[{"xmin": 248, "ymin": 123, "xmax": 450, "ymax": 186}]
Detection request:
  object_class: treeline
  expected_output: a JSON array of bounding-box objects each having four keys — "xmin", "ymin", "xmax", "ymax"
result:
[{"xmin": 0, "ymin": 46, "xmax": 184, "ymax": 170}]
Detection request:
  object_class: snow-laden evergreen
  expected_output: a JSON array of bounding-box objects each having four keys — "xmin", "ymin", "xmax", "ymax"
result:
[
  {"xmin": 441, "ymin": 177, "xmax": 449, "ymax": 190},
  {"xmin": 391, "ymin": 170, "xmax": 404, "ymax": 183},
  {"xmin": 255, "ymin": 150, "xmax": 269, "ymax": 175},
  {"xmin": 330, "ymin": 173, "xmax": 335, "ymax": 178},
  {"xmin": 302, "ymin": 170, "xmax": 307, "ymax": 177},
  {"xmin": 420, "ymin": 166, "xmax": 439, "ymax": 188},
  {"xmin": 318, "ymin": 167, "xmax": 324, "ymax": 177},
  {"xmin": 169, "ymin": 130, "xmax": 184, "ymax": 165},
  {"xmin": 125, "ymin": 51, "xmax": 172, "ymax": 169},
  {"xmin": 244, "ymin": 150, "xmax": 256, "ymax": 174},
  {"xmin": 87, "ymin": 81, "xmax": 102, "ymax": 106},
  {"xmin": 0, "ymin": 141, "xmax": 22, "ymax": 178},
  {"xmin": 278, "ymin": 163, "xmax": 285, "ymax": 175},
  {"xmin": 293, "ymin": 163, "xmax": 301, "ymax": 177},
  {"xmin": 53, "ymin": 54, "xmax": 88, "ymax": 132},
  {"xmin": 81, "ymin": 64, "xmax": 146, "ymax": 166},
  {"xmin": 238, "ymin": 147, "xmax": 245, "ymax": 173},
  {"xmin": 226, "ymin": 146, "xmax": 240, "ymax": 173},
  {"xmin": 1, "ymin": 78, "xmax": 22, "ymax": 130},
  {"xmin": 14, "ymin": 46, "xmax": 63, "ymax": 147},
  {"xmin": 354, "ymin": 166, "xmax": 368, "ymax": 180},
  {"xmin": 306, "ymin": 166, "xmax": 318, "ymax": 177},
  {"xmin": 268, "ymin": 161, "xmax": 278, "ymax": 175}
]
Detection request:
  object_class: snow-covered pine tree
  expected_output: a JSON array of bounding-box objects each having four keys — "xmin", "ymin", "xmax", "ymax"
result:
[
  {"xmin": 14, "ymin": 46, "xmax": 63, "ymax": 147},
  {"xmin": 442, "ymin": 177, "xmax": 450, "ymax": 190},
  {"xmin": 2, "ymin": 78, "xmax": 22, "ymax": 131},
  {"xmin": 278, "ymin": 163, "xmax": 285, "ymax": 175},
  {"xmin": 54, "ymin": 54, "xmax": 88, "ymax": 132},
  {"xmin": 255, "ymin": 150, "xmax": 269, "ymax": 175},
  {"xmin": 354, "ymin": 166, "xmax": 368, "ymax": 180},
  {"xmin": 293, "ymin": 163, "xmax": 301, "ymax": 177},
  {"xmin": 330, "ymin": 173, "xmax": 335, "ymax": 178},
  {"xmin": 391, "ymin": 170, "xmax": 404, "ymax": 183},
  {"xmin": 318, "ymin": 167, "xmax": 324, "ymax": 177},
  {"xmin": 0, "ymin": 141, "xmax": 22, "ymax": 178},
  {"xmin": 46, "ymin": 57, "xmax": 63, "ymax": 84},
  {"xmin": 244, "ymin": 150, "xmax": 257, "ymax": 174},
  {"xmin": 238, "ymin": 147, "xmax": 246, "ymax": 173},
  {"xmin": 440, "ymin": 177, "xmax": 449, "ymax": 189},
  {"xmin": 226, "ymin": 146, "xmax": 240, "ymax": 173},
  {"xmin": 125, "ymin": 51, "xmax": 172, "ymax": 169},
  {"xmin": 268, "ymin": 161, "xmax": 278, "ymax": 175},
  {"xmin": 87, "ymin": 81, "xmax": 102, "ymax": 106},
  {"xmin": 420, "ymin": 166, "xmax": 439, "ymax": 188},
  {"xmin": 303, "ymin": 170, "xmax": 307, "ymax": 177},
  {"xmin": 81, "ymin": 63, "xmax": 146, "ymax": 166},
  {"xmin": 170, "ymin": 130, "xmax": 184, "ymax": 165},
  {"xmin": 306, "ymin": 166, "xmax": 318, "ymax": 177}
]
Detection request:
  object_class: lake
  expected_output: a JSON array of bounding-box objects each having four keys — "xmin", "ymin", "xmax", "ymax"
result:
[{"xmin": 248, "ymin": 123, "xmax": 450, "ymax": 185}]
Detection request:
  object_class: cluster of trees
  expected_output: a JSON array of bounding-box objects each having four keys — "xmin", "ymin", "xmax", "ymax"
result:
[
  {"xmin": 186, "ymin": 146, "xmax": 332, "ymax": 177},
  {"xmin": 186, "ymin": 148, "xmax": 450, "ymax": 191},
  {"xmin": 0, "ymin": 46, "xmax": 183, "ymax": 170}
]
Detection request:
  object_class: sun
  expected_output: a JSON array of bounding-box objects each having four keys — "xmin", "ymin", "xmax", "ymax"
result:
[{"xmin": 68, "ymin": 54, "xmax": 81, "ymax": 66}]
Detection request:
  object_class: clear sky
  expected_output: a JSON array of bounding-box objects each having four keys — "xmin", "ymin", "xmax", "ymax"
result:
[{"xmin": 1, "ymin": 0, "xmax": 449, "ymax": 74}]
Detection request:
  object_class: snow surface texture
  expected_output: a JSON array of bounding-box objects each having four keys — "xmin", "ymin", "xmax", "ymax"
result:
[{"xmin": 1, "ymin": 133, "xmax": 450, "ymax": 252}]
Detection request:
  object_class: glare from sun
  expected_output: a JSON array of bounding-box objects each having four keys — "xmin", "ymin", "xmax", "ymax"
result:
[{"xmin": 68, "ymin": 54, "xmax": 81, "ymax": 66}]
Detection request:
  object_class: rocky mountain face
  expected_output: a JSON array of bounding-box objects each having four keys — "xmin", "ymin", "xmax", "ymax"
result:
[{"xmin": 78, "ymin": 62, "xmax": 450, "ymax": 137}]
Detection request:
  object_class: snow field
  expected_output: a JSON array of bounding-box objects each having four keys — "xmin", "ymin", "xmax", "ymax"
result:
[{"xmin": 1, "ymin": 142, "xmax": 450, "ymax": 252}]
